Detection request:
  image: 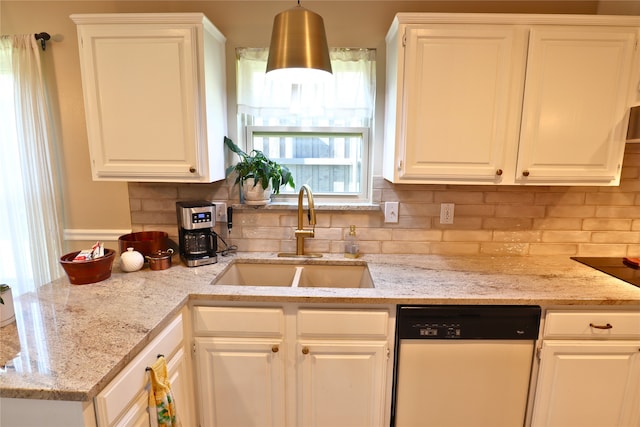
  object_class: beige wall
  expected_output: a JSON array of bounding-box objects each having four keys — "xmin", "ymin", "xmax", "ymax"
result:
[{"xmin": 4, "ymin": 0, "xmax": 640, "ymax": 254}]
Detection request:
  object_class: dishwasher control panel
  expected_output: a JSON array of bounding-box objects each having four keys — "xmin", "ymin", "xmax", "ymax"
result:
[
  {"xmin": 418, "ymin": 323, "xmax": 461, "ymax": 338},
  {"xmin": 396, "ymin": 305, "xmax": 541, "ymax": 340}
]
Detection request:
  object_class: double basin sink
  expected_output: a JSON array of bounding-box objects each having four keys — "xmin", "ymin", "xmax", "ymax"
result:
[{"xmin": 212, "ymin": 259, "xmax": 374, "ymax": 288}]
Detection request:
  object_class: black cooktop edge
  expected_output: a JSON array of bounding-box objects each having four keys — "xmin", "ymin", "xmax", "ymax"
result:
[{"xmin": 571, "ymin": 257, "xmax": 640, "ymax": 288}]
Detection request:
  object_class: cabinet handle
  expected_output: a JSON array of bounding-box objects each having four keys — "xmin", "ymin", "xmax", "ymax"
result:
[
  {"xmin": 496, "ymin": 169, "xmax": 503, "ymax": 176},
  {"xmin": 271, "ymin": 345, "xmax": 279, "ymax": 353},
  {"xmin": 589, "ymin": 322, "xmax": 613, "ymax": 330},
  {"xmin": 189, "ymin": 167, "xmax": 196, "ymax": 173},
  {"xmin": 301, "ymin": 347, "xmax": 310, "ymax": 355},
  {"xmin": 522, "ymin": 170, "xmax": 530, "ymax": 177}
]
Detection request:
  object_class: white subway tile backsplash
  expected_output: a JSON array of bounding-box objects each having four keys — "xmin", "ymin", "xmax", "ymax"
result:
[
  {"xmin": 127, "ymin": 145, "xmax": 640, "ymax": 256},
  {"xmin": 583, "ymin": 218, "xmax": 632, "ymax": 231},
  {"xmin": 591, "ymin": 231, "xmax": 640, "ymax": 244},
  {"xmin": 542, "ymin": 230, "xmax": 592, "ymax": 243},
  {"xmin": 529, "ymin": 243, "xmax": 578, "ymax": 255},
  {"xmin": 480, "ymin": 242, "xmax": 529, "ymax": 255},
  {"xmin": 431, "ymin": 242, "xmax": 480, "ymax": 255}
]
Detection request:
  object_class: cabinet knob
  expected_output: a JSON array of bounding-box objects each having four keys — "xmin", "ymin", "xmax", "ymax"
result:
[
  {"xmin": 522, "ymin": 170, "xmax": 530, "ymax": 177},
  {"xmin": 271, "ymin": 345, "xmax": 279, "ymax": 353},
  {"xmin": 189, "ymin": 167, "xmax": 196, "ymax": 173},
  {"xmin": 301, "ymin": 347, "xmax": 310, "ymax": 355},
  {"xmin": 496, "ymin": 169, "xmax": 503, "ymax": 176}
]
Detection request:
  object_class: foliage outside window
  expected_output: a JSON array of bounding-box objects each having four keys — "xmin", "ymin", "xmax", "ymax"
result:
[{"xmin": 236, "ymin": 47, "xmax": 376, "ymax": 203}]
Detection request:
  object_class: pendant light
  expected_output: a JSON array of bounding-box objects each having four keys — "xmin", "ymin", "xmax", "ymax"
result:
[
  {"xmin": 627, "ymin": 106, "xmax": 640, "ymax": 142},
  {"xmin": 266, "ymin": 0, "xmax": 332, "ymax": 81}
]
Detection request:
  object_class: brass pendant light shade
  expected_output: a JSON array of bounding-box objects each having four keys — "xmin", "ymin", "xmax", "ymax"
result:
[{"xmin": 266, "ymin": 2, "xmax": 332, "ymax": 77}]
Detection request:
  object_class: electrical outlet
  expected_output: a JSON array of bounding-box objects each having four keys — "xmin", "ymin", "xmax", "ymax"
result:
[
  {"xmin": 440, "ymin": 203, "xmax": 454, "ymax": 224},
  {"xmin": 212, "ymin": 201, "xmax": 227, "ymax": 223},
  {"xmin": 384, "ymin": 201, "xmax": 399, "ymax": 223}
]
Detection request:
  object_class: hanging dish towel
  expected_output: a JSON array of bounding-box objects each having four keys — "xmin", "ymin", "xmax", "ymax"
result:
[{"xmin": 148, "ymin": 356, "xmax": 180, "ymax": 427}]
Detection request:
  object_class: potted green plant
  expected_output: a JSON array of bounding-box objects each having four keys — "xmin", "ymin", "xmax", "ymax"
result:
[
  {"xmin": 0, "ymin": 284, "xmax": 15, "ymax": 327},
  {"xmin": 0, "ymin": 284, "xmax": 7, "ymax": 305},
  {"xmin": 225, "ymin": 136, "xmax": 295, "ymax": 205}
]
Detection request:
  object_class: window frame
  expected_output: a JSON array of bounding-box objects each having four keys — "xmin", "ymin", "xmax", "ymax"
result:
[{"xmin": 245, "ymin": 125, "xmax": 372, "ymax": 204}]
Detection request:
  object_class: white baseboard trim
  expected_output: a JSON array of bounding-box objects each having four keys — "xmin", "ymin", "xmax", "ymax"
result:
[{"xmin": 64, "ymin": 229, "xmax": 131, "ymax": 241}]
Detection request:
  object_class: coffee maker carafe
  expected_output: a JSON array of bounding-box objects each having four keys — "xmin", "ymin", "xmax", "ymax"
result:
[{"xmin": 176, "ymin": 201, "xmax": 218, "ymax": 267}]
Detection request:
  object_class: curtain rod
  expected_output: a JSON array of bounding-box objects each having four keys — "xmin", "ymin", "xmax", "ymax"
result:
[{"xmin": 34, "ymin": 32, "xmax": 50, "ymax": 51}]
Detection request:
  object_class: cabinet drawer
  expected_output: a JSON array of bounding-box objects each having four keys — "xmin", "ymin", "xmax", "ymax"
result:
[
  {"xmin": 193, "ymin": 306, "xmax": 284, "ymax": 336},
  {"xmin": 297, "ymin": 309, "xmax": 389, "ymax": 338},
  {"xmin": 95, "ymin": 313, "xmax": 184, "ymax": 426},
  {"xmin": 544, "ymin": 311, "xmax": 640, "ymax": 339}
]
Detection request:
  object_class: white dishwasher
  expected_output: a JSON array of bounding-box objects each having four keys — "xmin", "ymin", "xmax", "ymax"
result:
[{"xmin": 391, "ymin": 305, "xmax": 541, "ymax": 427}]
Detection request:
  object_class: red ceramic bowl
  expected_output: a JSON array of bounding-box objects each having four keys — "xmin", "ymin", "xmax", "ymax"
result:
[
  {"xmin": 60, "ymin": 249, "xmax": 115, "ymax": 285},
  {"xmin": 118, "ymin": 231, "xmax": 169, "ymax": 256}
]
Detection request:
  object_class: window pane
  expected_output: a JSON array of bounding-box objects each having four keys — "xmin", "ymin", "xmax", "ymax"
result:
[{"xmin": 249, "ymin": 128, "xmax": 367, "ymax": 196}]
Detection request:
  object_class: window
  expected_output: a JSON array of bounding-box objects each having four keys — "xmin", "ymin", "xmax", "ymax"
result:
[
  {"xmin": 236, "ymin": 47, "xmax": 375, "ymax": 203},
  {"xmin": 248, "ymin": 127, "xmax": 369, "ymax": 198}
]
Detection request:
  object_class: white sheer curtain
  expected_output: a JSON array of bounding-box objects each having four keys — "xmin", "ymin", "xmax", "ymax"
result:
[
  {"xmin": 0, "ymin": 35, "xmax": 64, "ymax": 296},
  {"xmin": 237, "ymin": 47, "xmax": 376, "ymax": 124}
]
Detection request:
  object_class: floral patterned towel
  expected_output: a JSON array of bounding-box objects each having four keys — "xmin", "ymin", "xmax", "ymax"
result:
[{"xmin": 148, "ymin": 356, "xmax": 180, "ymax": 427}]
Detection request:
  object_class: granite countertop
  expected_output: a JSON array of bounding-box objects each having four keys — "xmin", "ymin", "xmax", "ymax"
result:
[{"xmin": 1, "ymin": 252, "xmax": 639, "ymax": 402}]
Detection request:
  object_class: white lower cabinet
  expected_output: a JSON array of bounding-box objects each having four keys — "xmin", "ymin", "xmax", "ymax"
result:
[
  {"xmin": 296, "ymin": 340, "xmax": 388, "ymax": 427},
  {"xmin": 531, "ymin": 310, "xmax": 640, "ymax": 427},
  {"xmin": 192, "ymin": 305, "xmax": 393, "ymax": 427},
  {"xmin": 94, "ymin": 310, "xmax": 196, "ymax": 427},
  {"xmin": 195, "ymin": 337, "xmax": 286, "ymax": 427}
]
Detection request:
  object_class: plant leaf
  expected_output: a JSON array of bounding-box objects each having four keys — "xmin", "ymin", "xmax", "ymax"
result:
[{"xmin": 224, "ymin": 136, "xmax": 296, "ymax": 195}]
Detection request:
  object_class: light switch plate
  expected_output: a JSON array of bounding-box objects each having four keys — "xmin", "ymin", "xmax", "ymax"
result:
[
  {"xmin": 212, "ymin": 201, "xmax": 227, "ymax": 223},
  {"xmin": 384, "ymin": 201, "xmax": 399, "ymax": 223}
]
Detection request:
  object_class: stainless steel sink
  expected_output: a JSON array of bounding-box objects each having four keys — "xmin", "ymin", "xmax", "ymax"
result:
[{"xmin": 212, "ymin": 260, "xmax": 374, "ymax": 288}]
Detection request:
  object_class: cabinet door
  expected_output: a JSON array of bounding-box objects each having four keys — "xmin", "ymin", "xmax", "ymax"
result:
[
  {"xmin": 112, "ymin": 393, "xmax": 149, "ymax": 427},
  {"xmin": 398, "ymin": 25, "xmax": 527, "ymax": 183},
  {"xmin": 166, "ymin": 347, "xmax": 196, "ymax": 427},
  {"xmin": 296, "ymin": 340, "xmax": 388, "ymax": 427},
  {"xmin": 112, "ymin": 346, "xmax": 194, "ymax": 427},
  {"xmin": 195, "ymin": 337, "xmax": 286, "ymax": 427},
  {"xmin": 517, "ymin": 26, "xmax": 637, "ymax": 185},
  {"xmin": 531, "ymin": 340, "xmax": 640, "ymax": 427},
  {"xmin": 76, "ymin": 23, "xmax": 203, "ymax": 181}
]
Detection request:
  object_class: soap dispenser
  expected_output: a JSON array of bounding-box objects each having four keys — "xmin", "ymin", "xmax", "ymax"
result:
[{"xmin": 344, "ymin": 225, "xmax": 360, "ymax": 258}]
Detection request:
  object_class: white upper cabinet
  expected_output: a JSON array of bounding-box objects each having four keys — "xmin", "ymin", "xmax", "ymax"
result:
[
  {"xmin": 517, "ymin": 26, "xmax": 636, "ymax": 184},
  {"xmin": 384, "ymin": 14, "xmax": 640, "ymax": 186},
  {"xmin": 390, "ymin": 24, "xmax": 528, "ymax": 183},
  {"xmin": 71, "ymin": 13, "xmax": 227, "ymax": 182}
]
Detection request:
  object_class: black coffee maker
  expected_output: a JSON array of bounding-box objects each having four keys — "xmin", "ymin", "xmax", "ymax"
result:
[{"xmin": 176, "ymin": 201, "xmax": 218, "ymax": 267}]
